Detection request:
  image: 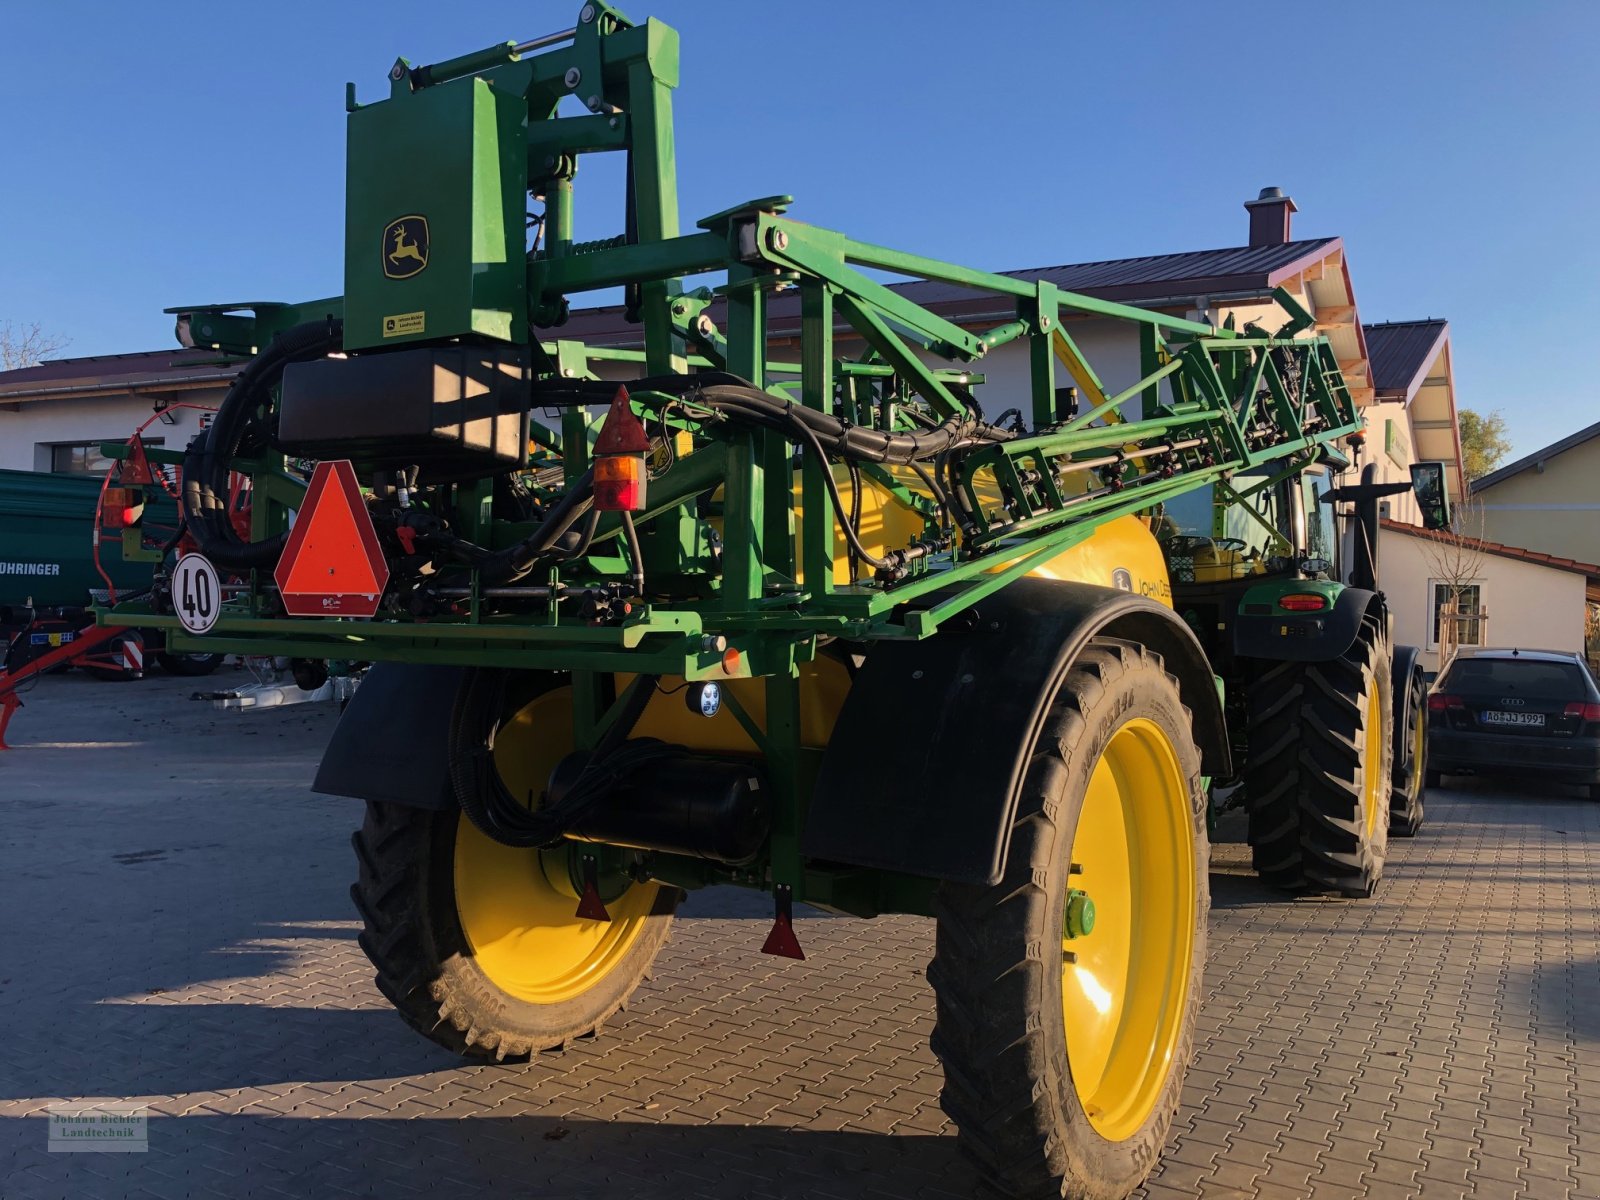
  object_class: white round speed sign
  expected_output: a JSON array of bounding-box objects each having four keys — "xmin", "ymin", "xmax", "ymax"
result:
[{"xmin": 172, "ymin": 553, "xmax": 223, "ymax": 635}]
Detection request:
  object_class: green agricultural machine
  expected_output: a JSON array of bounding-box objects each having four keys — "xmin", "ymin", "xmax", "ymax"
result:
[{"xmin": 105, "ymin": 8, "xmax": 1447, "ymax": 1196}]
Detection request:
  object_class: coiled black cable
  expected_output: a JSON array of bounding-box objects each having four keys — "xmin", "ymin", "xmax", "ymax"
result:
[
  {"xmin": 181, "ymin": 318, "xmax": 343, "ymax": 571},
  {"xmin": 448, "ymin": 669, "xmax": 669, "ymax": 847}
]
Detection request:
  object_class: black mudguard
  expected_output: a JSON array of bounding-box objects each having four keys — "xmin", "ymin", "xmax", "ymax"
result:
[
  {"xmin": 313, "ymin": 663, "xmax": 464, "ymax": 807},
  {"xmin": 1390, "ymin": 642, "xmax": 1423, "ymax": 782},
  {"xmin": 1233, "ymin": 586, "xmax": 1383, "ymax": 663},
  {"xmin": 802, "ymin": 577, "xmax": 1230, "ymax": 887}
]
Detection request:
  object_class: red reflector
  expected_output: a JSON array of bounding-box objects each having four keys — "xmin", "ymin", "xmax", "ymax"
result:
[
  {"xmin": 273, "ymin": 459, "xmax": 391, "ymax": 617},
  {"xmin": 592, "ymin": 388, "xmax": 651, "ymax": 512},
  {"xmin": 594, "ymin": 386, "xmax": 651, "ymax": 454},
  {"xmin": 1428, "ymin": 694, "xmax": 1463, "ymax": 712},
  {"xmin": 1278, "ymin": 593, "xmax": 1328, "ymax": 612},
  {"xmin": 1564, "ymin": 701, "xmax": 1600, "ymax": 721}
]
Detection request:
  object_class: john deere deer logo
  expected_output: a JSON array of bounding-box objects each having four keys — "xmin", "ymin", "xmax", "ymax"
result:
[{"xmin": 382, "ymin": 215, "xmax": 429, "ymax": 279}]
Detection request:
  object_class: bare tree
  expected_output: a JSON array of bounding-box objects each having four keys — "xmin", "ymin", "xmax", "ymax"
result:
[
  {"xmin": 0, "ymin": 321, "xmax": 69, "ymax": 371},
  {"xmin": 1421, "ymin": 490, "xmax": 1488, "ymax": 658}
]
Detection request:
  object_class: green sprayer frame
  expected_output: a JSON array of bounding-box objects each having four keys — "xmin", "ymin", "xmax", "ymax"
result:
[{"xmin": 103, "ymin": 3, "xmax": 1365, "ymax": 908}]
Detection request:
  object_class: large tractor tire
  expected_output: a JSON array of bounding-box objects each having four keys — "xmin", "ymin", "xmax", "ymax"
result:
[
  {"xmin": 929, "ymin": 639, "xmax": 1208, "ymax": 1200},
  {"xmin": 350, "ymin": 684, "xmax": 677, "ymax": 1058},
  {"xmin": 1245, "ymin": 612, "xmax": 1393, "ymax": 897},
  {"xmin": 157, "ymin": 650, "xmax": 225, "ymax": 677},
  {"xmin": 1389, "ymin": 667, "xmax": 1427, "ymax": 837}
]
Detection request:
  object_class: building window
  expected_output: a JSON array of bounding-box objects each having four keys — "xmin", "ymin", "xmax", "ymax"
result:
[
  {"xmin": 46, "ymin": 439, "xmax": 162, "ymax": 476},
  {"xmin": 1429, "ymin": 580, "xmax": 1483, "ymax": 649}
]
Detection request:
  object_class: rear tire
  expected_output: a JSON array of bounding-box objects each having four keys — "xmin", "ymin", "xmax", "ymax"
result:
[
  {"xmin": 350, "ymin": 680, "xmax": 678, "ymax": 1059},
  {"xmin": 352, "ymin": 800, "xmax": 676, "ymax": 1058},
  {"xmin": 928, "ymin": 639, "xmax": 1207, "ymax": 1200},
  {"xmin": 1390, "ymin": 668, "xmax": 1426, "ymax": 837},
  {"xmin": 157, "ymin": 651, "xmax": 224, "ymax": 677},
  {"xmin": 1244, "ymin": 613, "xmax": 1393, "ymax": 897}
]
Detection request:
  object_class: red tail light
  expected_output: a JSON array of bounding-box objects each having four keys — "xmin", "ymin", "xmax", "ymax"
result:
[
  {"xmin": 102, "ymin": 487, "xmax": 144, "ymax": 529},
  {"xmin": 593, "ymin": 454, "xmax": 646, "ymax": 512},
  {"xmin": 1427, "ymin": 694, "xmax": 1463, "ymax": 712},
  {"xmin": 1563, "ymin": 701, "xmax": 1600, "ymax": 721},
  {"xmin": 1278, "ymin": 593, "xmax": 1328, "ymax": 612},
  {"xmin": 592, "ymin": 386, "xmax": 650, "ymax": 513}
]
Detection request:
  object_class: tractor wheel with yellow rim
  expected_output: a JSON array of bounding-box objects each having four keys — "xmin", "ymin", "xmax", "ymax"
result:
[
  {"xmin": 1389, "ymin": 665, "xmax": 1427, "ymax": 838},
  {"xmin": 1244, "ymin": 611, "xmax": 1393, "ymax": 897},
  {"xmin": 349, "ymin": 678, "xmax": 677, "ymax": 1059},
  {"xmin": 928, "ymin": 638, "xmax": 1208, "ymax": 1200}
]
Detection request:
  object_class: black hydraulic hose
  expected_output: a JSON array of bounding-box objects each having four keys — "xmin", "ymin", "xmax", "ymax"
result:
[
  {"xmin": 560, "ymin": 509, "xmax": 600, "ymax": 561},
  {"xmin": 942, "ymin": 450, "xmax": 982, "ymax": 539},
  {"xmin": 846, "ymin": 460, "xmax": 863, "ymax": 583},
  {"xmin": 619, "ymin": 509, "xmax": 645, "ymax": 598},
  {"xmin": 449, "ymin": 669, "xmax": 666, "ymax": 848},
  {"xmin": 182, "ymin": 318, "xmax": 343, "ymax": 571},
  {"xmin": 791, "ymin": 418, "xmax": 891, "ymax": 572},
  {"xmin": 910, "ymin": 461, "xmax": 949, "ymax": 528},
  {"xmin": 529, "ymin": 372, "xmax": 1013, "ymax": 465},
  {"xmin": 480, "ymin": 467, "xmax": 597, "ymax": 584}
]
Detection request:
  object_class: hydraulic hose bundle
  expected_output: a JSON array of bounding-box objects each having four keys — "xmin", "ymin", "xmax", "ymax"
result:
[
  {"xmin": 184, "ymin": 332, "xmax": 1006, "ymax": 591},
  {"xmin": 448, "ymin": 668, "xmax": 672, "ymax": 847},
  {"xmin": 181, "ymin": 319, "xmax": 344, "ymax": 571},
  {"xmin": 533, "ymin": 371, "xmax": 1014, "ymax": 466},
  {"xmin": 531, "ymin": 371, "xmax": 1013, "ymax": 575}
]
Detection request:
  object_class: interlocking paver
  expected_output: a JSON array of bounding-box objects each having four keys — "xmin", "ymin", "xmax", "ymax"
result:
[{"xmin": 1, "ymin": 672, "xmax": 1595, "ymax": 1200}]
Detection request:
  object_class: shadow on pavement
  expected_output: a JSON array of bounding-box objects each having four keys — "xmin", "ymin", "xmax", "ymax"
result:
[
  {"xmin": 0, "ymin": 1113, "xmax": 980, "ymax": 1200},
  {"xmin": 1205, "ymin": 868, "xmax": 1290, "ymax": 910},
  {"xmin": 0, "ymin": 1003, "xmax": 458, "ymax": 1100},
  {"xmin": 1506, "ymin": 951, "xmax": 1600, "ymax": 1048}
]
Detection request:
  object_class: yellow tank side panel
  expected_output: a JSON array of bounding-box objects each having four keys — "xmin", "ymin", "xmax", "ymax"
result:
[
  {"xmin": 622, "ymin": 655, "xmax": 852, "ymax": 755},
  {"xmin": 627, "ymin": 474, "xmax": 1170, "ymax": 759},
  {"xmin": 1018, "ymin": 515, "xmax": 1173, "ymax": 608},
  {"xmin": 773, "ymin": 466, "xmax": 1170, "ymax": 602}
]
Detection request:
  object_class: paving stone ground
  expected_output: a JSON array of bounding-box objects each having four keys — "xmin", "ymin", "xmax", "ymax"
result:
[{"xmin": 1, "ymin": 671, "xmax": 1596, "ymax": 1199}]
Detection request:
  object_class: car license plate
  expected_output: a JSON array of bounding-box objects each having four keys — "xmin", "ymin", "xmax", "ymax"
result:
[{"xmin": 1480, "ymin": 710, "xmax": 1544, "ymax": 727}]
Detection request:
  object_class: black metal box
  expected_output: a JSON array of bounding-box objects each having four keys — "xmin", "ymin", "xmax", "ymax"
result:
[{"xmin": 277, "ymin": 344, "xmax": 529, "ymax": 482}]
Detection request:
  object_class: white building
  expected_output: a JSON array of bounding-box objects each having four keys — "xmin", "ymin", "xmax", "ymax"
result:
[
  {"xmin": 1380, "ymin": 518, "xmax": 1596, "ymax": 674},
  {"xmin": 0, "ymin": 349, "xmax": 237, "ymax": 474}
]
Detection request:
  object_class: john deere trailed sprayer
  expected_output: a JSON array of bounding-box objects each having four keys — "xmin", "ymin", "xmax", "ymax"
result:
[{"xmin": 106, "ymin": 7, "xmax": 1449, "ymax": 1195}]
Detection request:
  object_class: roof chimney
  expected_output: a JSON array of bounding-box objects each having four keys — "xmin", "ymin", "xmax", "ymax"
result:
[{"xmin": 1244, "ymin": 186, "xmax": 1297, "ymax": 247}]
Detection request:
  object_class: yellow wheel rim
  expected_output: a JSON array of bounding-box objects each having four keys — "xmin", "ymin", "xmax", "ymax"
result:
[
  {"xmin": 1362, "ymin": 686, "xmax": 1384, "ymax": 837},
  {"xmin": 1063, "ymin": 717, "xmax": 1195, "ymax": 1142},
  {"xmin": 1412, "ymin": 694, "xmax": 1426, "ymax": 794},
  {"xmin": 452, "ymin": 686, "xmax": 661, "ymax": 1005}
]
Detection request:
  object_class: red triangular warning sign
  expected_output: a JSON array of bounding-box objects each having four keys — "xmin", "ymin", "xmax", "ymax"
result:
[
  {"xmin": 121, "ymin": 434, "xmax": 156, "ymax": 486},
  {"xmin": 274, "ymin": 460, "xmax": 390, "ymax": 617}
]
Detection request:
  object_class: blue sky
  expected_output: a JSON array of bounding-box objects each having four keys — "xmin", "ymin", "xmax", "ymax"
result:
[{"xmin": 3, "ymin": 1, "xmax": 1595, "ymax": 459}]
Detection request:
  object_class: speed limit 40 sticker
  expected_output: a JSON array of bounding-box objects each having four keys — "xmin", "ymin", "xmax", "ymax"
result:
[{"xmin": 172, "ymin": 553, "xmax": 223, "ymax": 634}]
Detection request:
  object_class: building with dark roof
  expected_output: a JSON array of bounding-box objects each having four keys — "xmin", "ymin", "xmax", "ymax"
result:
[
  {"xmin": 1363, "ymin": 319, "xmax": 1465, "ymax": 504},
  {"xmin": 1470, "ymin": 418, "xmax": 1600, "ymax": 568},
  {"xmin": 0, "ymin": 348, "xmax": 238, "ymax": 473}
]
